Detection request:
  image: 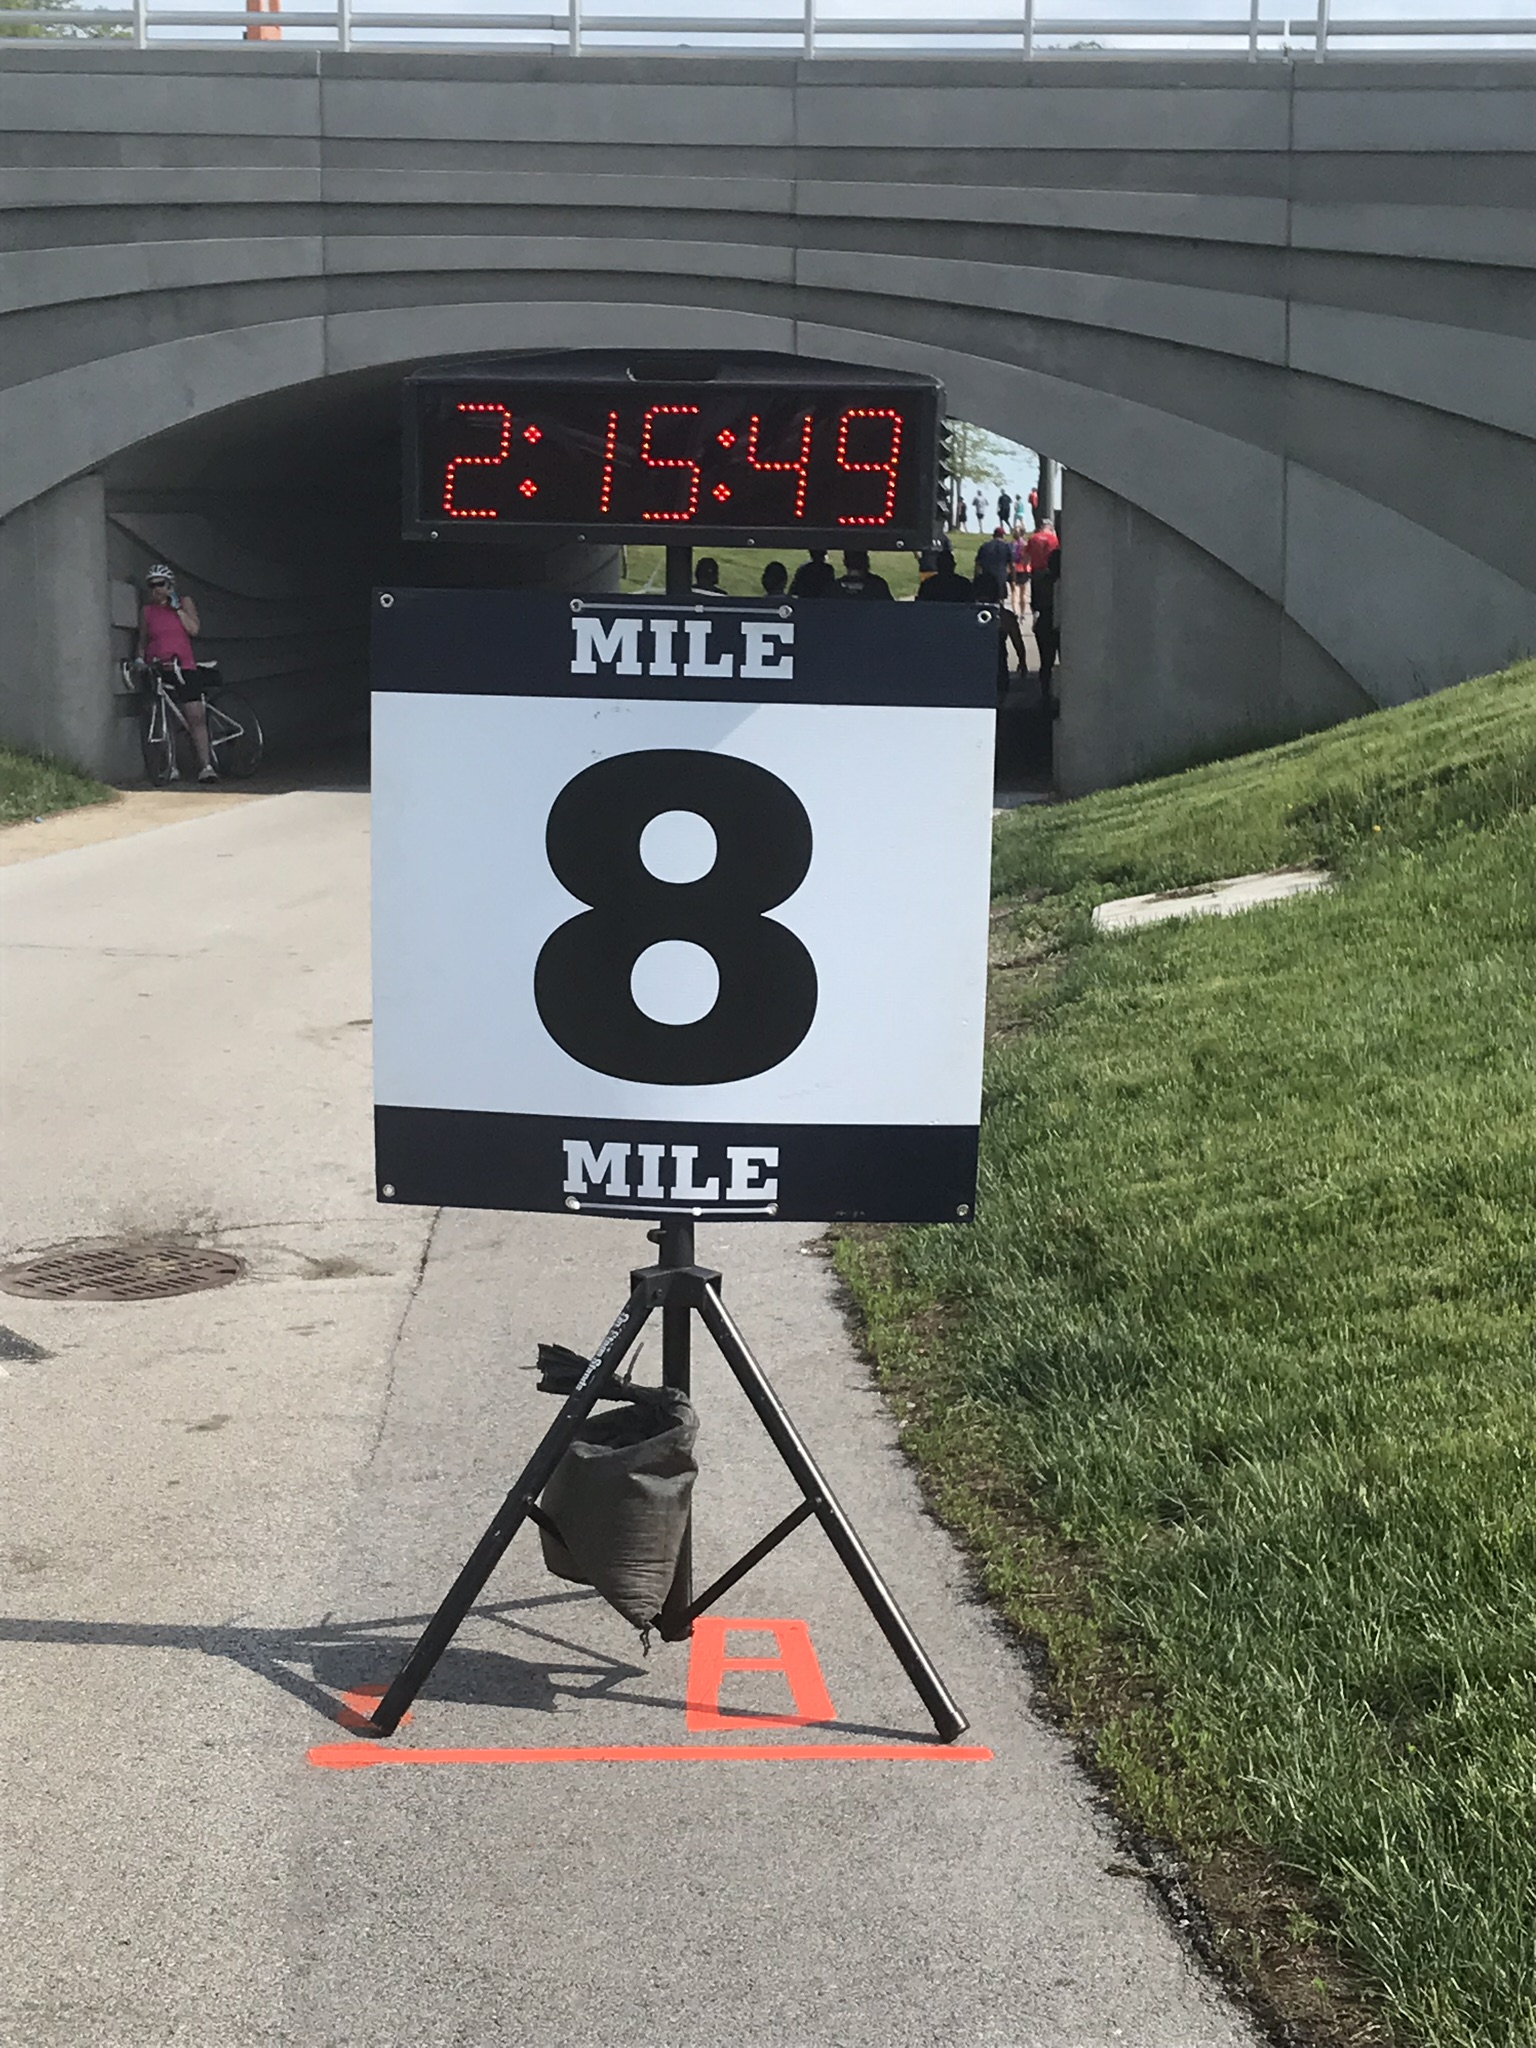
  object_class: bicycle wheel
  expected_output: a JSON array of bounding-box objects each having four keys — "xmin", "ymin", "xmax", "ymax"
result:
[
  {"xmin": 138, "ymin": 693, "xmax": 181, "ymax": 784},
  {"xmin": 204, "ymin": 691, "xmax": 264, "ymax": 778}
]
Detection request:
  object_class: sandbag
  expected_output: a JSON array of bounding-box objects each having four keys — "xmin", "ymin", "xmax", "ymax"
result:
[{"xmin": 539, "ymin": 1386, "xmax": 698, "ymax": 1631}]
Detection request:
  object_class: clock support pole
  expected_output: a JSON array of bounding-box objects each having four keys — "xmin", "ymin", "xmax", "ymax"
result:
[
  {"xmin": 363, "ymin": 1217, "xmax": 969, "ymax": 1745},
  {"xmin": 665, "ymin": 544, "xmax": 692, "ymax": 596}
]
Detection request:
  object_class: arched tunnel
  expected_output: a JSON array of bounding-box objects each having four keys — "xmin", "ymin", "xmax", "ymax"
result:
[
  {"xmin": 69, "ymin": 333, "xmax": 1382, "ymax": 798},
  {"xmin": 92, "ymin": 346, "xmax": 1076, "ymax": 790},
  {"xmin": 96, "ymin": 363, "xmax": 624, "ymax": 781}
]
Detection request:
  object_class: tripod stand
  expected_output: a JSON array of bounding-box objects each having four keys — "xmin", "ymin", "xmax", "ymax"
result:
[{"xmin": 364, "ymin": 1218, "xmax": 968, "ymax": 1743}]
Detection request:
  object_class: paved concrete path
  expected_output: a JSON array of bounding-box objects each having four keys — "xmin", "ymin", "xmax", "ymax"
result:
[
  {"xmin": 0, "ymin": 788, "xmax": 263, "ymax": 870},
  {"xmin": 1, "ymin": 795, "xmax": 1256, "ymax": 2048}
]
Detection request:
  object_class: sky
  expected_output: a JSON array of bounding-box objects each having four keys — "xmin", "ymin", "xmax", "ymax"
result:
[{"xmin": 953, "ymin": 431, "xmax": 1042, "ymax": 528}]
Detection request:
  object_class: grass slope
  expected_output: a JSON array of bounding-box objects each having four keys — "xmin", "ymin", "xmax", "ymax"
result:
[
  {"xmin": 839, "ymin": 659, "xmax": 1536, "ymax": 2048},
  {"xmin": 0, "ymin": 746, "xmax": 113, "ymax": 826}
]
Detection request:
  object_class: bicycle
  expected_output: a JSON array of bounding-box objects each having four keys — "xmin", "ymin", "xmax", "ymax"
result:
[{"xmin": 124, "ymin": 659, "xmax": 264, "ymax": 783}]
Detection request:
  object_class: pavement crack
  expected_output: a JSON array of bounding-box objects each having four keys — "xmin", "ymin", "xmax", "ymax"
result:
[
  {"xmin": 1, "ymin": 941, "xmax": 205, "ymax": 959},
  {"xmin": 363, "ymin": 1206, "xmax": 441, "ymax": 1470}
]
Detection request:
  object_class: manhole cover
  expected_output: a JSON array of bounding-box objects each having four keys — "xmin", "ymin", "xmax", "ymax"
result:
[{"xmin": 0, "ymin": 1239, "xmax": 244, "ymax": 1303}]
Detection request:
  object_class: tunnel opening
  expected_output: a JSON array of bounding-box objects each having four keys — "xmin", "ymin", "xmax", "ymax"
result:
[
  {"xmin": 94, "ymin": 350, "xmax": 1056, "ymax": 794},
  {"xmin": 100, "ymin": 361, "xmax": 624, "ymax": 789}
]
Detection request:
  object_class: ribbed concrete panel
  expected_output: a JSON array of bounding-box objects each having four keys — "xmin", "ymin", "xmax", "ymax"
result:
[
  {"xmin": 0, "ymin": 45, "xmax": 1531, "ymax": 738},
  {"xmin": 1284, "ymin": 467, "xmax": 1536, "ymax": 705},
  {"xmin": 322, "ymin": 235, "xmax": 798, "ymax": 285},
  {"xmin": 317, "ymin": 170, "xmax": 796, "ymax": 213},
  {"xmin": 319, "ymin": 77, "xmax": 797, "ymax": 148},
  {"xmin": 1292, "ymin": 85, "xmax": 1536, "ymax": 153},
  {"xmin": 1289, "ymin": 304, "xmax": 1536, "ymax": 441},
  {"xmin": 793, "ymin": 248, "xmax": 1289, "ymax": 364},
  {"xmin": 793, "ymin": 83, "xmax": 1293, "ymax": 153},
  {"xmin": 320, "ymin": 299, "xmax": 799, "ymax": 377},
  {"xmin": 798, "ymin": 315, "xmax": 1288, "ymax": 599},
  {"xmin": 0, "ymin": 168, "xmax": 324, "ymax": 206},
  {"xmin": 797, "ymin": 182, "xmax": 1293, "ymax": 246},
  {"xmin": 1291, "ymin": 201, "xmax": 1536, "ymax": 270},
  {"xmin": 0, "ymin": 69, "xmax": 320, "ymax": 137},
  {"xmin": 0, "ymin": 238, "xmax": 325, "ymax": 317},
  {"xmin": 0, "ymin": 321, "xmax": 328, "ymax": 520}
]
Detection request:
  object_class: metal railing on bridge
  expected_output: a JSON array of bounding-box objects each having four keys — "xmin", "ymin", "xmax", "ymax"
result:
[{"xmin": 3, "ymin": 0, "xmax": 1533, "ymax": 57}]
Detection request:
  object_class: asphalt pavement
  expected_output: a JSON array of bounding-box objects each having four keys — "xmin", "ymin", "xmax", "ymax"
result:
[{"xmin": 0, "ymin": 793, "xmax": 1256, "ymax": 2048}]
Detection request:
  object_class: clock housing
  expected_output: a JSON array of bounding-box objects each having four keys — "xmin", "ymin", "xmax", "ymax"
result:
[{"xmin": 403, "ymin": 355, "xmax": 943, "ymax": 550}]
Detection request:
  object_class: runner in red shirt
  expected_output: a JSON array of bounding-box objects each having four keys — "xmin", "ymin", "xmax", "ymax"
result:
[{"xmin": 1023, "ymin": 518, "xmax": 1059, "ymax": 578}]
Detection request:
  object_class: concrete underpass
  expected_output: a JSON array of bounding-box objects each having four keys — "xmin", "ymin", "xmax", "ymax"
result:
[{"xmin": 1, "ymin": 49, "xmax": 1531, "ymax": 793}]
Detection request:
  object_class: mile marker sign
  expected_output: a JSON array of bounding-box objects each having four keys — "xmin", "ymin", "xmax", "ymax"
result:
[{"xmin": 371, "ymin": 588, "xmax": 995, "ymax": 1224}]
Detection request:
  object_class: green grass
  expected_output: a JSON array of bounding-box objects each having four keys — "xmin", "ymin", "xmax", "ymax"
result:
[
  {"xmin": 619, "ymin": 529, "xmax": 987, "ymax": 599},
  {"xmin": 0, "ymin": 746, "xmax": 114, "ymax": 826},
  {"xmin": 838, "ymin": 658, "xmax": 1536, "ymax": 2048}
]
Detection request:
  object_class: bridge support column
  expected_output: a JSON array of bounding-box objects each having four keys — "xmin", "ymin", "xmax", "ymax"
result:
[
  {"xmin": 0, "ymin": 472, "xmax": 127, "ymax": 782},
  {"xmin": 1054, "ymin": 474, "xmax": 1371, "ymax": 798}
]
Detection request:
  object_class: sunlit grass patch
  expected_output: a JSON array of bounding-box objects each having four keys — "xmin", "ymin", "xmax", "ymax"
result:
[
  {"xmin": 839, "ymin": 659, "xmax": 1536, "ymax": 2048},
  {"xmin": 0, "ymin": 746, "xmax": 114, "ymax": 827}
]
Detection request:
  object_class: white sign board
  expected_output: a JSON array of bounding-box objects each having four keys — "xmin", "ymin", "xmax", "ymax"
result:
[{"xmin": 372, "ymin": 589, "xmax": 995, "ymax": 1223}]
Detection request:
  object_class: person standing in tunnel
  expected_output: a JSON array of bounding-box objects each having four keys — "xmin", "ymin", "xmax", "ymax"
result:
[
  {"xmin": 1031, "ymin": 534, "xmax": 1062, "ymax": 707},
  {"xmin": 915, "ymin": 546, "xmax": 974, "ymax": 604},
  {"xmin": 973, "ymin": 526, "xmax": 1013, "ymax": 605},
  {"xmin": 1023, "ymin": 512, "xmax": 1059, "ymax": 582},
  {"xmin": 835, "ymin": 551, "xmax": 893, "ymax": 600},
  {"xmin": 789, "ymin": 548, "xmax": 837, "ymax": 599},
  {"xmin": 691, "ymin": 557, "xmax": 730, "ymax": 600},
  {"xmin": 138, "ymin": 565, "xmax": 217, "ymax": 782}
]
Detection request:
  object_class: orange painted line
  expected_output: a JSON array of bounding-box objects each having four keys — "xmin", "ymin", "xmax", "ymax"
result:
[{"xmin": 308, "ymin": 1741, "xmax": 993, "ymax": 1770}]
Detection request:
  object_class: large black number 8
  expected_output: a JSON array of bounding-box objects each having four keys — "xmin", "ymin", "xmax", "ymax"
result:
[{"xmin": 534, "ymin": 749, "xmax": 818, "ymax": 1085}]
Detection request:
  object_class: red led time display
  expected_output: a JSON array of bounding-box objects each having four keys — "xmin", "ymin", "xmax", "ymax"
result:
[{"xmin": 404, "ymin": 376, "xmax": 938, "ymax": 548}]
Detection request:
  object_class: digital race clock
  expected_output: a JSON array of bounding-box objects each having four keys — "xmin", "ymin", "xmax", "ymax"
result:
[{"xmin": 402, "ymin": 355, "xmax": 942, "ymax": 550}]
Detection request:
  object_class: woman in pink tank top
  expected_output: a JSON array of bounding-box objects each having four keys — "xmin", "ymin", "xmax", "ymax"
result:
[{"xmin": 139, "ymin": 565, "xmax": 217, "ymax": 781}]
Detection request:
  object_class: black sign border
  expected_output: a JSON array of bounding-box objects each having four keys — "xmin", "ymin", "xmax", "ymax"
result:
[
  {"xmin": 372, "ymin": 589, "xmax": 999, "ymax": 711},
  {"xmin": 376, "ymin": 1108, "xmax": 977, "ymax": 1226}
]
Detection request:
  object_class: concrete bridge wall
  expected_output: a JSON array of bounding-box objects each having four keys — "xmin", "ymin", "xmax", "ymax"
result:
[{"xmin": 1, "ymin": 48, "xmax": 1532, "ymax": 783}]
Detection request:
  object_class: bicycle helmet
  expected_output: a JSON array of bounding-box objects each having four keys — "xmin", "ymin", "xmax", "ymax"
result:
[{"xmin": 145, "ymin": 563, "xmax": 175, "ymax": 585}]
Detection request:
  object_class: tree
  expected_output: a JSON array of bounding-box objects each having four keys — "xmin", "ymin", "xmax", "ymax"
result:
[
  {"xmin": 944, "ymin": 421, "xmax": 1030, "ymax": 529},
  {"xmin": 1, "ymin": 0, "xmax": 128, "ymax": 36}
]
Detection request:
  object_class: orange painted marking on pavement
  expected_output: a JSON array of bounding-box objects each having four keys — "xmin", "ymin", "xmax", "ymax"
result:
[
  {"xmin": 307, "ymin": 1618, "xmax": 993, "ymax": 1768},
  {"xmin": 308, "ymin": 1741, "xmax": 993, "ymax": 1769},
  {"xmin": 336, "ymin": 1685, "xmax": 412, "ymax": 1731},
  {"xmin": 685, "ymin": 1617, "xmax": 837, "ymax": 1732}
]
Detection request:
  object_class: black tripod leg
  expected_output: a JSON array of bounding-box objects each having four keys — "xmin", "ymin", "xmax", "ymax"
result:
[
  {"xmin": 365, "ymin": 1283, "xmax": 654, "ymax": 1736},
  {"xmin": 696, "ymin": 1283, "xmax": 969, "ymax": 1744},
  {"xmin": 657, "ymin": 1217, "xmax": 695, "ymax": 1642}
]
